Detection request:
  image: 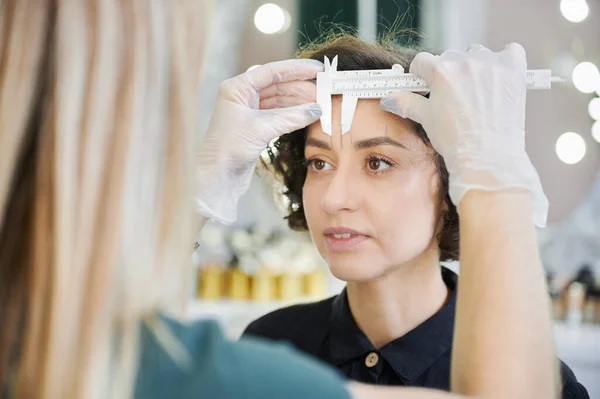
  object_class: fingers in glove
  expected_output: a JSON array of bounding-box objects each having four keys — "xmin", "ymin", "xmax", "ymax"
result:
[
  {"xmin": 260, "ymin": 80, "xmax": 316, "ymax": 104},
  {"xmin": 262, "ymin": 102, "xmax": 322, "ymax": 142},
  {"xmin": 380, "ymin": 91, "xmax": 428, "ymax": 125},
  {"xmin": 260, "ymin": 95, "xmax": 317, "ymax": 109},
  {"xmin": 409, "ymin": 52, "xmax": 440, "ymax": 84},
  {"xmin": 466, "ymin": 43, "xmax": 490, "ymax": 52},
  {"xmin": 242, "ymin": 59, "xmax": 323, "ymax": 92},
  {"xmin": 500, "ymin": 42, "xmax": 527, "ymax": 70}
]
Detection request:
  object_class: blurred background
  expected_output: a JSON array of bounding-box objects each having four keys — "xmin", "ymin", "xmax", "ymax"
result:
[{"xmin": 192, "ymin": 1, "xmax": 600, "ymax": 396}]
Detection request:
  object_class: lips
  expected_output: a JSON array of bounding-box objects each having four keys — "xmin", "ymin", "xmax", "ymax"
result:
[
  {"xmin": 324, "ymin": 227, "xmax": 368, "ymax": 236},
  {"xmin": 323, "ymin": 227, "xmax": 370, "ymax": 251}
]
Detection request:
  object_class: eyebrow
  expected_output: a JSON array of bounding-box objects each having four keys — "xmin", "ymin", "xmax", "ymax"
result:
[{"xmin": 305, "ymin": 136, "xmax": 407, "ymax": 150}]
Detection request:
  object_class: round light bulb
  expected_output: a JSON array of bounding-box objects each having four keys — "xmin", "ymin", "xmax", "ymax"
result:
[
  {"xmin": 556, "ymin": 132, "xmax": 586, "ymax": 164},
  {"xmin": 560, "ymin": 0, "xmax": 589, "ymax": 23},
  {"xmin": 572, "ymin": 62, "xmax": 600, "ymax": 93},
  {"xmin": 592, "ymin": 121, "xmax": 600, "ymax": 143},
  {"xmin": 589, "ymin": 97, "xmax": 600, "ymax": 120},
  {"xmin": 254, "ymin": 3, "xmax": 289, "ymax": 34}
]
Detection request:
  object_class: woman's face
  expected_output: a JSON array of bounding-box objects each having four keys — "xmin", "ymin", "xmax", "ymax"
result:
[{"xmin": 303, "ymin": 98, "xmax": 442, "ymax": 282}]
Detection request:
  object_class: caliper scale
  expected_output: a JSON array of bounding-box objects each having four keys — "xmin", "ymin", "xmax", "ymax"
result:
[{"xmin": 316, "ymin": 55, "xmax": 564, "ymax": 135}]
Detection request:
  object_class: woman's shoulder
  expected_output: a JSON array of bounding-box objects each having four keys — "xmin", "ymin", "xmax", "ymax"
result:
[
  {"xmin": 242, "ymin": 295, "xmax": 338, "ymax": 345},
  {"xmin": 134, "ymin": 316, "xmax": 224, "ymax": 399},
  {"xmin": 135, "ymin": 315, "xmax": 350, "ymax": 399}
]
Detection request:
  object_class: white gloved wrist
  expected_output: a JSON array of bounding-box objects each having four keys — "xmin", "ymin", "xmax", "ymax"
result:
[
  {"xmin": 195, "ymin": 159, "xmax": 257, "ymax": 225},
  {"xmin": 446, "ymin": 136, "xmax": 548, "ymax": 227}
]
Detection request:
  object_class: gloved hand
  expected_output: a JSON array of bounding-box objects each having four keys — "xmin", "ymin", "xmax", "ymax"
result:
[
  {"xmin": 380, "ymin": 43, "xmax": 548, "ymax": 227},
  {"xmin": 196, "ymin": 59, "xmax": 323, "ymax": 224}
]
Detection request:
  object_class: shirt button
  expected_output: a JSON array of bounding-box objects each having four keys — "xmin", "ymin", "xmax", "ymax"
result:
[{"xmin": 365, "ymin": 352, "xmax": 379, "ymax": 368}]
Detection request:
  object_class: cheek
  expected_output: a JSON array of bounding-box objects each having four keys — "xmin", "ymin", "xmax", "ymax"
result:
[
  {"xmin": 302, "ymin": 179, "xmax": 330, "ymax": 260},
  {"xmin": 302, "ymin": 178, "xmax": 322, "ymax": 228},
  {"xmin": 371, "ymin": 169, "xmax": 440, "ymax": 251}
]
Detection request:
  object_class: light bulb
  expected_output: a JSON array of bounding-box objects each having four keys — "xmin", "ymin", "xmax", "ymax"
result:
[
  {"xmin": 556, "ymin": 132, "xmax": 586, "ymax": 164},
  {"xmin": 560, "ymin": 0, "xmax": 589, "ymax": 23},
  {"xmin": 589, "ymin": 97, "xmax": 600, "ymax": 120},
  {"xmin": 254, "ymin": 3, "xmax": 290, "ymax": 34},
  {"xmin": 572, "ymin": 62, "xmax": 600, "ymax": 93}
]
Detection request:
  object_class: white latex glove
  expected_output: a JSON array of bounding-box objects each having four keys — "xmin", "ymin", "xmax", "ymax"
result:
[
  {"xmin": 196, "ymin": 59, "xmax": 324, "ymax": 224},
  {"xmin": 380, "ymin": 43, "xmax": 548, "ymax": 227}
]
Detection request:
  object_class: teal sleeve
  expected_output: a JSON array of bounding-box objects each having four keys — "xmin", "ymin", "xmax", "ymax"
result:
[{"xmin": 135, "ymin": 316, "xmax": 352, "ymax": 399}]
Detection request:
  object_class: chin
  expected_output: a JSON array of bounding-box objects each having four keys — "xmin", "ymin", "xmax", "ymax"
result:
[{"xmin": 325, "ymin": 252, "xmax": 390, "ymax": 283}]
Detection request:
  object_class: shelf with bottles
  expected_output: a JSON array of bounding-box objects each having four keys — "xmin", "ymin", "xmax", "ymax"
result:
[
  {"xmin": 194, "ymin": 223, "xmax": 330, "ymax": 303},
  {"xmin": 549, "ymin": 264, "xmax": 600, "ymax": 325}
]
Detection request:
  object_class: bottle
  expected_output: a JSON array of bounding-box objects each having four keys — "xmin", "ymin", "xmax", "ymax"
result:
[{"xmin": 566, "ymin": 282, "xmax": 586, "ymax": 325}]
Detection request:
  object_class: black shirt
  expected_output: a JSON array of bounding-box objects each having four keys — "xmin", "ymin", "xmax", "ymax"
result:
[{"xmin": 243, "ymin": 268, "xmax": 589, "ymax": 398}]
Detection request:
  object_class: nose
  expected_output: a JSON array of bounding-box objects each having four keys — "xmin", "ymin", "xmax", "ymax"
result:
[{"xmin": 320, "ymin": 165, "xmax": 360, "ymax": 215}]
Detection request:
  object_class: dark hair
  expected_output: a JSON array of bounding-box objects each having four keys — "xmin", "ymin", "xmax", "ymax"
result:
[{"xmin": 263, "ymin": 34, "xmax": 459, "ymax": 261}]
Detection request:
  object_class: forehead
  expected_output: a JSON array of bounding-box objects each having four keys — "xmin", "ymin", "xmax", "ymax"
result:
[{"xmin": 307, "ymin": 97, "xmax": 417, "ymax": 141}]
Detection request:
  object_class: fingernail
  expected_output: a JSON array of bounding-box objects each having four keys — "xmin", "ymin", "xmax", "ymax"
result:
[
  {"xmin": 380, "ymin": 96, "xmax": 397, "ymax": 114},
  {"xmin": 308, "ymin": 103, "xmax": 322, "ymax": 119},
  {"xmin": 301, "ymin": 59, "xmax": 325, "ymax": 67}
]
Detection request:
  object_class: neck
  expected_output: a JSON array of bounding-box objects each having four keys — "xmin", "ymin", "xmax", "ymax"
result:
[{"xmin": 346, "ymin": 248, "xmax": 450, "ymax": 349}]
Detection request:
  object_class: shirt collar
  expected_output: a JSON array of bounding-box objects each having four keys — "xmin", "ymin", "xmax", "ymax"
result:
[
  {"xmin": 327, "ymin": 267, "xmax": 458, "ymax": 381},
  {"xmin": 327, "ymin": 288, "xmax": 376, "ymax": 365}
]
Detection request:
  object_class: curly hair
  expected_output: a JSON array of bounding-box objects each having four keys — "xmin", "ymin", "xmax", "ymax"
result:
[{"xmin": 263, "ymin": 34, "xmax": 460, "ymax": 261}]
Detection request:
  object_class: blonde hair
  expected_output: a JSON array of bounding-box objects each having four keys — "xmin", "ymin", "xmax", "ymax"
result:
[{"xmin": 0, "ymin": 1, "xmax": 209, "ymax": 398}]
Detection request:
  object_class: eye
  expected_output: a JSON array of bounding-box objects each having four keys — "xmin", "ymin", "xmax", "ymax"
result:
[
  {"xmin": 307, "ymin": 158, "xmax": 332, "ymax": 171},
  {"xmin": 366, "ymin": 156, "xmax": 392, "ymax": 172}
]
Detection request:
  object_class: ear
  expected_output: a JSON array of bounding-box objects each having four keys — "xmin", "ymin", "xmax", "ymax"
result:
[
  {"xmin": 429, "ymin": 166, "xmax": 444, "ymax": 202},
  {"xmin": 428, "ymin": 152, "xmax": 449, "ymax": 211},
  {"xmin": 440, "ymin": 195, "xmax": 450, "ymax": 213}
]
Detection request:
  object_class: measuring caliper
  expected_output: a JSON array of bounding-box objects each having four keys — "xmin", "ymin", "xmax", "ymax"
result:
[{"xmin": 316, "ymin": 55, "xmax": 564, "ymax": 135}]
